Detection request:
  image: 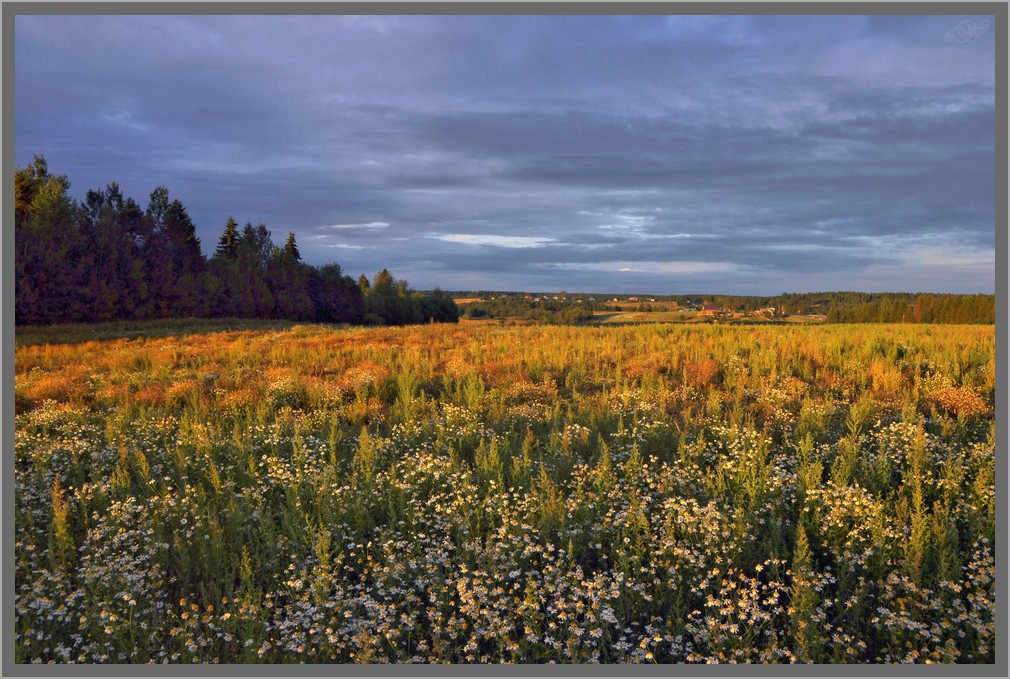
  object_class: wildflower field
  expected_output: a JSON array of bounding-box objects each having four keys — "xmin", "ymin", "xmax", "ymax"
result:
[{"xmin": 14, "ymin": 320, "xmax": 996, "ymax": 663}]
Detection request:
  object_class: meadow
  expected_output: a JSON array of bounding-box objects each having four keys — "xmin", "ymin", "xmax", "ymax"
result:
[{"xmin": 14, "ymin": 320, "xmax": 996, "ymax": 663}]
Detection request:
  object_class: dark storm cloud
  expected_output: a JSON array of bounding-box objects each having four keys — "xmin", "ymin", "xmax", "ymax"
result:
[{"xmin": 14, "ymin": 13, "xmax": 995, "ymax": 293}]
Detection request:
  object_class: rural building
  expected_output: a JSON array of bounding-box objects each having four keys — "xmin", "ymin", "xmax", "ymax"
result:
[{"xmin": 701, "ymin": 304, "xmax": 720, "ymax": 315}]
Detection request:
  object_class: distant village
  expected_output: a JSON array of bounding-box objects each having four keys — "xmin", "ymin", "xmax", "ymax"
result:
[{"xmin": 457, "ymin": 292, "xmax": 795, "ymax": 319}]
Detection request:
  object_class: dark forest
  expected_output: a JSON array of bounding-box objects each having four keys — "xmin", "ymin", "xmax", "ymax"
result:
[{"xmin": 15, "ymin": 156, "xmax": 459, "ymax": 327}]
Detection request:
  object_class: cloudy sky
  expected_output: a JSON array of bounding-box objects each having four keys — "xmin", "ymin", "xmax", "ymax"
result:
[{"xmin": 15, "ymin": 14, "xmax": 996, "ymax": 294}]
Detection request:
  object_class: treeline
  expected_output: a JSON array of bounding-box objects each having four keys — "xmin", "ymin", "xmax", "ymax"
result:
[
  {"xmin": 462, "ymin": 297, "xmax": 597, "ymax": 324},
  {"xmin": 824, "ymin": 292, "xmax": 995, "ymax": 324},
  {"xmin": 675, "ymin": 292, "xmax": 994, "ymax": 322},
  {"xmin": 14, "ymin": 156, "xmax": 458, "ymax": 327},
  {"xmin": 711, "ymin": 291, "xmax": 993, "ymax": 324}
]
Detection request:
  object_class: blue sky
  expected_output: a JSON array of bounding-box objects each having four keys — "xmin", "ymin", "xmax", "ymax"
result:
[{"xmin": 14, "ymin": 14, "xmax": 996, "ymax": 294}]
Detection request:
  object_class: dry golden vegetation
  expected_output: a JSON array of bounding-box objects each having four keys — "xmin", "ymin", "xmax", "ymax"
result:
[{"xmin": 15, "ymin": 321, "xmax": 995, "ymax": 663}]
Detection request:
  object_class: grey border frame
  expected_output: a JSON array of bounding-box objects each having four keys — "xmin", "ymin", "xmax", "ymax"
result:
[{"xmin": 3, "ymin": 3, "xmax": 1006, "ymax": 678}]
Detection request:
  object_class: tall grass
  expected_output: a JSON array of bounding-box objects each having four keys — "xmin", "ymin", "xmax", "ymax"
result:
[{"xmin": 14, "ymin": 321, "xmax": 995, "ymax": 663}]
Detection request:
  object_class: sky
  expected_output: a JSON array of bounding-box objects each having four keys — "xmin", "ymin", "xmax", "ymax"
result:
[{"xmin": 14, "ymin": 14, "xmax": 997, "ymax": 295}]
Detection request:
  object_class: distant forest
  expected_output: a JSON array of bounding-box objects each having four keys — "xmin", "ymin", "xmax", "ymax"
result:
[
  {"xmin": 703, "ymin": 291, "xmax": 995, "ymax": 323},
  {"xmin": 14, "ymin": 156, "xmax": 458, "ymax": 327},
  {"xmin": 464, "ymin": 297, "xmax": 598, "ymax": 324}
]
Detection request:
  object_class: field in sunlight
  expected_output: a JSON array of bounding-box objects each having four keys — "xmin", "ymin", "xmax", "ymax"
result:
[{"xmin": 14, "ymin": 321, "xmax": 996, "ymax": 663}]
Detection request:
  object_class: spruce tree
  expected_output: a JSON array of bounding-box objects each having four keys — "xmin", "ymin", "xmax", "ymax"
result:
[
  {"xmin": 238, "ymin": 223, "xmax": 273, "ymax": 265},
  {"xmin": 372, "ymin": 268, "xmax": 395, "ymax": 295},
  {"xmin": 215, "ymin": 217, "xmax": 240, "ymax": 260},
  {"xmin": 283, "ymin": 231, "xmax": 301, "ymax": 262}
]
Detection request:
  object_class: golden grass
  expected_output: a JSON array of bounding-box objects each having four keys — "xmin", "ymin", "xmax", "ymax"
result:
[
  {"xmin": 22, "ymin": 364, "xmax": 89, "ymax": 404},
  {"xmin": 928, "ymin": 385, "xmax": 989, "ymax": 420},
  {"xmin": 14, "ymin": 322, "xmax": 994, "ymax": 426}
]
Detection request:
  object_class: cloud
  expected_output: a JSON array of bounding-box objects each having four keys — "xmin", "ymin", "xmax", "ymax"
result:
[
  {"xmin": 323, "ymin": 222, "xmax": 390, "ymax": 230},
  {"xmin": 436, "ymin": 234, "xmax": 556, "ymax": 248},
  {"xmin": 14, "ymin": 14, "xmax": 995, "ymax": 294}
]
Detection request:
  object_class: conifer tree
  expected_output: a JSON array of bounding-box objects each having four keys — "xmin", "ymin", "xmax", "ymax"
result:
[
  {"xmin": 215, "ymin": 217, "xmax": 240, "ymax": 260},
  {"xmin": 283, "ymin": 231, "xmax": 301, "ymax": 262},
  {"xmin": 372, "ymin": 268, "xmax": 395, "ymax": 295},
  {"xmin": 237, "ymin": 223, "xmax": 273, "ymax": 265}
]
